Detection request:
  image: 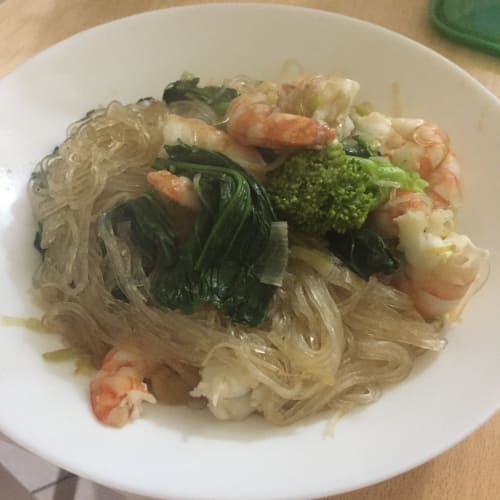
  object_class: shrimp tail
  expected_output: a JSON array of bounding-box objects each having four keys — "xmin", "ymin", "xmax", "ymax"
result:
[{"xmin": 90, "ymin": 347, "xmax": 156, "ymax": 428}]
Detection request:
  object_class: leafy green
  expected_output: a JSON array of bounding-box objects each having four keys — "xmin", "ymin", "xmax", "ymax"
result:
[
  {"xmin": 158, "ymin": 143, "xmax": 276, "ymax": 266},
  {"xmin": 162, "ymin": 77, "xmax": 239, "ymax": 115},
  {"xmin": 326, "ymin": 227, "xmax": 400, "ymax": 280},
  {"xmin": 110, "ymin": 144, "xmax": 286, "ymax": 326},
  {"xmin": 110, "ymin": 193, "xmax": 176, "ymax": 274}
]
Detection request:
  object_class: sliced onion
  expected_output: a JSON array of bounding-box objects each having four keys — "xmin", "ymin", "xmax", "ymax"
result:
[{"xmin": 257, "ymin": 221, "xmax": 289, "ymax": 287}]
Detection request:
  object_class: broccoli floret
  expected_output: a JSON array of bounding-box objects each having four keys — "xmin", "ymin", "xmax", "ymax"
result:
[{"xmin": 267, "ymin": 144, "xmax": 427, "ymax": 235}]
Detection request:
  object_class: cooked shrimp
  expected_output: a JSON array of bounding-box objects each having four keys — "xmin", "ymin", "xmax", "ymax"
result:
[
  {"xmin": 162, "ymin": 114, "xmax": 266, "ymax": 179},
  {"xmin": 90, "ymin": 347, "xmax": 156, "ymax": 427},
  {"xmin": 393, "ymin": 209, "xmax": 488, "ymax": 320},
  {"xmin": 356, "ymin": 113, "xmax": 484, "ymax": 319},
  {"xmin": 226, "ymin": 75, "xmax": 360, "ymax": 148},
  {"xmin": 226, "ymin": 85, "xmax": 335, "ymax": 148},
  {"xmin": 353, "ymin": 112, "xmax": 462, "ymax": 210},
  {"xmin": 147, "ymin": 170, "xmax": 200, "ymax": 211},
  {"xmin": 371, "ymin": 190, "xmax": 433, "ymax": 238},
  {"xmin": 281, "ymin": 74, "xmax": 360, "ymax": 136}
]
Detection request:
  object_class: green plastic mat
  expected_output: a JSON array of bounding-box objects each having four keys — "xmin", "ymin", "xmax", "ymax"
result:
[{"xmin": 429, "ymin": 0, "xmax": 500, "ymax": 56}]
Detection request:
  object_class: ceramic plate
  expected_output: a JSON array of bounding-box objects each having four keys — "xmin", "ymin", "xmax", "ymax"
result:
[{"xmin": 0, "ymin": 4, "xmax": 498, "ymax": 499}]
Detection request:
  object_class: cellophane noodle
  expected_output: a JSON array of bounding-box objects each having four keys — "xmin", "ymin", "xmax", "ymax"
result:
[{"xmin": 29, "ymin": 100, "xmax": 445, "ymax": 425}]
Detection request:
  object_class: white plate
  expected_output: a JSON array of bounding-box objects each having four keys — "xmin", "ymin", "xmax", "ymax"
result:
[{"xmin": 0, "ymin": 4, "xmax": 499, "ymax": 500}]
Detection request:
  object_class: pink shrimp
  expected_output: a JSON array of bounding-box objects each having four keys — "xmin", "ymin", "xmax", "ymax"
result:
[
  {"xmin": 371, "ymin": 189, "xmax": 433, "ymax": 238},
  {"xmin": 162, "ymin": 114, "xmax": 266, "ymax": 180},
  {"xmin": 90, "ymin": 347, "xmax": 156, "ymax": 427},
  {"xmin": 353, "ymin": 112, "xmax": 487, "ymax": 320},
  {"xmin": 389, "ymin": 119, "xmax": 462, "ymax": 209},
  {"xmin": 392, "ymin": 209, "xmax": 488, "ymax": 320},
  {"xmin": 226, "ymin": 80, "xmax": 338, "ymax": 149},
  {"xmin": 355, "ymin": 112, "xmax": 462, "ymax": 237},
  {"xmin": 354, "ymin": 112, "xmax": 462, "ymax": 212},
  {"xmin": 146, "ymin": 170, "xmax": 200, "ymax": 211},
  {"xmin": 375, "ymin": 189, "xmax": 486, "ymax": 321}
]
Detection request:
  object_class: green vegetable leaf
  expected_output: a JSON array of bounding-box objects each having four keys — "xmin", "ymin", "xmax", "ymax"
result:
[
  {"xmin": 162, "ymin": 77, "xmax": 239, "ymax": 115},
  {"xmin": 198, "ymin": 261, "xmax": 276, "ymax": 325},
  {"xmin": 359, "ymin": 156, "xmax": 428, "ymax": 194},
  {"xmin": 326, "ymin": 227, "xmax": 400, "ymax": 280},
  {"xmin": 111, "ymin": 145, "xmax": 286, "ymax": 326},
  {"xmin": 111, "ymin": 193, "xmax": 176, "ymax": 273},
  {"xmin": 157, "ymin": 142, "xmax": 276, "ymax": 266}
]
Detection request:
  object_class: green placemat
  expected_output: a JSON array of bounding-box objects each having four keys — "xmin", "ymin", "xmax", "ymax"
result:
[{"xmin": 429, "ymin": 0, "xmax": 500, "ymax": 56}]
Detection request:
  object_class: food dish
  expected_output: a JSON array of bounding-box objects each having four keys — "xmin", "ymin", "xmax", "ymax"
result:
[
  {"xmin": 0, "ymin": 4, "xmax": 499, "ymax": 499},
  {"xmin": 29, "ymin": 72, "xmax": 487, "ymax": 429}
]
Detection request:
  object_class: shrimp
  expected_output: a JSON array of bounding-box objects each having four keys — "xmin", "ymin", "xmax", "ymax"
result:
[
  {"xmin": 225, "ymin": 74, "xmax": 359, "ymax": 149},
  {"xmin": 282, "ymin": 74, "xmax": 360, "ymax": 136},
  {"xmin": 353, "ymin": 112, "xmax": 462, "ymax": 210},
  {"xmin": 226, "ymin": 82, "xmax": 335, "ymax": 148},
  {"xmin": 90, "ymin": 347, "xmax": 156, "ymax": 427},
  {"xmin": 146, "ymin": 170, "xmax": 200, "ymax": 211},
  {"xmin": 371, "ymin": 190, "xmax": 433, "ymax": 238},
  {"xmin": 352, "ymin": 112, "xmax": 487, "ymax": 319},
  {"xmin": 162, "ymin": 114, "xmax": 266, "ymax": 180},
  {"xmin": 393, "ymin": 209, "xmax": 488, "ymax": 320}
]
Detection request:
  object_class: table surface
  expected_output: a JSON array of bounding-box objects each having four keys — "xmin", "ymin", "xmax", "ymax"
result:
[{"xmin": 1, "ymin": 1, "xmax": 499, "ymax": 499}]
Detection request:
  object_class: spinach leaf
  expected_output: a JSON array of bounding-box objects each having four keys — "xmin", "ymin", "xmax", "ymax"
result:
[
  {"xmin": 162, "ymin": 77, "xmax": 239, "ymax": 115},
  {"xmin": 111, "ymin": 193, "xmax": 176, "ymax": 274},
  {"xmin": 157, "ymin": 143, "xmax": 276, "ymax": 267},
  {"xmin": 200, "ymin": 261, "xmax": 276, "ymax": 325},
  {"xmin": 110, "ymin": 145, "xmax": 286, "ymax": 326},
  {"xmin": 326, "ymin": 227, "xmax": 400, "ymax": 280}
]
